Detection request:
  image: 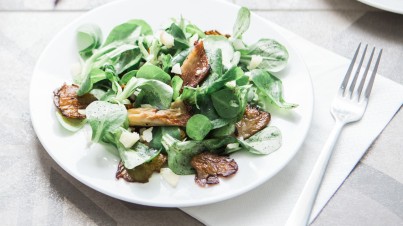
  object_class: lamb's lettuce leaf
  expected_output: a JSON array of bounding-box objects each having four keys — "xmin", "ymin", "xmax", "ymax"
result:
[
  {"xmin": 85, "ymin": 101, "xmax": 127, "ymax": 143},
  {"xmin": 232, "ymin": 7, "xmax": 251, "ymax": 39},
  {"xmin": 136, "ymin": 64, "xmax": 171, "ymax": 84},
  {"xmin": 249, "ymin": 69, "xmax": 298, "ymax": 109},
  {"xmin": 115, "ymin": 77, "xmax": 173, "ymax": 109},
  {"xmin": 240, "ymin": 39, "xmax": 289, "ymax": 72},
  {"xmin": 237, "ymin": 126, "xmax": 282, "ymax": 154},
  {"xmin": 76, "ymin": 24, "xmax": 102, "ymax": 60}
]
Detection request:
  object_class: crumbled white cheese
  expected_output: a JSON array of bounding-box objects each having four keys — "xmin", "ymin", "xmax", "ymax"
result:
[
  {"xmin": 189, "ymin": 33, "xmax": 199, "ymax": 45},
  {"xmin": 141, "ymin": 127, "xmax": 153, "ymax": 143},
  {"xmin": 160, "ymin": 168, "xmax": 180, "ymax": 187},
  {"xmin": 77, "ymin": 109, "xmax": 86, "ymax": 115},
  {"xmin": 160, "ymin": 31, "xmax": 175, "ymax": 48},
  {"xmin": 225, "ymin": 80, "xmax": 236, "ymax": 89},
  {"xmin": 226, "ymin": 143, "xmax": 240, "ymax": 149},
  {"xmin": 119, "ymin": 130, "xmax": 140, "ymax": 148},
  {"xmin": 248, "ymin": 55, "xmax": 263, "ymax": 70},
  {"xmin": 171, "ymin": 63, "xmax": 182, "ymax": 75},
  {"xmin": 232, "ymin": 39, "xmax": 246, "ymax": 50}
]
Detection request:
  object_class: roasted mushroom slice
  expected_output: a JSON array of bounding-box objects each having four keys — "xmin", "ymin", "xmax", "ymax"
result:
[
  {"xmin": 128, "ymin": 101, "xmax": 191, "ymax": 127},
  {"xmin": 236, "ymin": 106, "xmax": 271, "ymax": 139},
  {"xmin": 204, "ymin": 30, "xmax": 231, "ymax": 38},
  {"xmin": 53, "ymin": 84, "xmax": 96, "ymax": 119},
  {"xmin": 191, "ymin": 152, "xmax": 238, "ymax": 186},
  {"xmin": 116, "ymin": 154, "xmax": 167, "ymax": 183},
  {"xmin": 180, "ymin": 41, "xmax": 210, "ymax": 87}
]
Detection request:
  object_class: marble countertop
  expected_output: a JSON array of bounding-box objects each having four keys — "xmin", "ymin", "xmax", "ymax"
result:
[{"xmin": 0, "ymin": 0, "xmax": 402, "ymax": 225}]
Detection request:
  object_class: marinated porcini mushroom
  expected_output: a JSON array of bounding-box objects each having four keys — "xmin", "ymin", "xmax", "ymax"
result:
[
  {"xmin": 191, "ymin": 152, "xmax": 238, "ymax": 186},
  {"xmin": 53, "ymin": 83, "xmax": 96, "ymax": 119},
  {"xmin": 116, "ymin": 154, "xmax": 167, "ymax": 183},
  {"xmin": 180, "ymin": 41, "xmax": 210, "ymax": 87},
  {"xmin": 128, "ymin": 101, "xmax": 191, "ymax": 127},
  {"xmin": 236, "ymin": 106, "xmax": 271, "ymax": 139}
]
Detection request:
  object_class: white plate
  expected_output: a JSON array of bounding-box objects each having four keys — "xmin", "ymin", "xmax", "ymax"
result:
[
  {"xmin": 30, "ymin": 0, "xmax": 313, "ymax": 207},
  {"xmin": 358, "ymin": 0, "xmax": 403, "ymax": 14}
]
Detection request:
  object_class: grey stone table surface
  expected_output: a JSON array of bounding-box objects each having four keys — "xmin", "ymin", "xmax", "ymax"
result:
[{"xmin": 0, "ymin": 0, "xmax": 402, "ymax": 225}]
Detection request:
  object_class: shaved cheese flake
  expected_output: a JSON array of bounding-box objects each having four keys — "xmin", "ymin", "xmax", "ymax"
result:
[
  {"xmin": 171, "ymin": 63, "xmax": 182, "ymax": 75},
  {"xmin": 226, "ymin": 143, "xmax": 240, "ymax": 149},
  {"xmin": 160, "ymin": 31, "xmax": 175, "ymax": 48},
  {"xmin": 119, "ymin": 130, "xmax": 140, "ymax": 148},
  {"xmin": 248, "ymin": 55, "xmax": 263, "ymax": 70},
  {"xmin": 141, "ymin": 127, "xmax": 153, "ymax": 143},
  {"xmin": 160, "ymin": 168, "xmax": 180, "ymax": 187}
]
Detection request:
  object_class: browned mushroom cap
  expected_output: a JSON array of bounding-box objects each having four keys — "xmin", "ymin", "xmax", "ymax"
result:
[
  {"xmin": 236, "ymin": 106, "xmax": 271, "ymax": 139},
  {"xmin": 204, "ymin": 30, "xmax": 231, "ymax": 38},
  {"xmin": 180, "ymin": 41, "xmax": 210, "ymax": 88},
  {"xmin": 116, "ymin": 154, "xmax": 167, "ymax": 183},
  {"xmin": 191, "ymin": 152, "xmax": 238, "ymax": 186},
  {"xmin": 127, "ymin": 101, "xmax": 191, "ymax": 127},
  {"xmin": 53, "ymin": 84, "xmax": 96, "ymax": 119}
]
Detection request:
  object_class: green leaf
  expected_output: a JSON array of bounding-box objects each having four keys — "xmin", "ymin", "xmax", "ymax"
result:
[
  {"xmin": 166, "ymin": 23, "xmax": 189, "ymax": 50},
  {"xmin": 136, "ymin": 64, "xmax": 171, "ymax": 84},
  {"xmin": 240, "ymin": 39, "xmax": 289, "ymax": 72},
  {"xmin": 55, "ymin": 111, "xmax": 87, "ymax": 132},
  {"xmin": 171, "ymin": 76, "xmax": 183, "ymax": 100},
  {"xmin": 162, "ymin": 134, "xmax": 204, "ymax": 175},
  {"xmin": 112, "ymin": 48, "xmax": 142, "ymax": 74},
  {"xmin": 179, "ymin": 67, "xmax": 244, "ymax": 106},
  {"xmin": 202, "ymin": 48, "xmax": 223, "ymax": 87},
  {"xmin": 118, "ymin": 141, "xmax": 160, "ymax": 169},
  {"xmin": 115, "ymin": 77, "xmax": 173, "ymax": 109},
  {"xmin": 203, "ymin": 36, "xmax": 234, "ymax": 69},
  {"xmin": 86, "ymin": 101, "xmax": 127, "ymax": 143},
  {"xmin": 104, "ymin": 19, "xmax": 152, "ymax": 46},
  {"xmin": 171, "ymin": 48, "xmax": 191, "ymax": 66},
  {"xmin": 211, "ymin": 88, "xmax": 242, "ymax": 119},
  {"xmin": 77, "ymin": 44, "xmax": 138, "ymax": 96},
  {"xmin": 205, "ymin": 66, "xmax": 244, "ymax": 94},
  {"xmin": 76, "ymin": 24, "xmax": 102, "ymax": 60},
  {"xmin": 250, "ymin": 69, "xmax": 298, "ymax": 109},
  {"xmin": 186, "ymin": 114, "xmax": 213, "ymax": 141},
  {"xmin": 120, "ymin": 70, "xmax": 138, "ymax": 85},
  {"xmin": 160, "ymin": 54, "xmax": 172, "ymax": 73},
  {"xmin": 185, "ymin": 24, "xmax": 206, "ymax": 38},
  {"xmin": 149, "ymin": 126, "xmax": 181, "ymax": 151},
  {"xmin": 210, "ymin": 118, "xmax": 232, "ymax": 129},
  {"xmin": 238, "ymin": 126, "xmax": 282, "ymax": 154},
  {"xmin": 233, "ymin": 7, "xmax": 251, "ymax": 39},
  {"xmin": 211, "ymin": 123, "xmax": 235, "ymax": 137}
]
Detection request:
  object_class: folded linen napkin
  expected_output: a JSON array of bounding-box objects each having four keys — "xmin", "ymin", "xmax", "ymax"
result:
[{"xmin": 181, "ymin": 21, "xmax": 403, "ymax": 226}]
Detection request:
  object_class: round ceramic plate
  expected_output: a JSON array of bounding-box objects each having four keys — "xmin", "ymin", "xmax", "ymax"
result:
[
  {"xmin": 30, "ymin": 0, "xmax": 313, "ymax": 207},
  {"xmin": 358, "ymin": 0, "xmax": 403, "ymax": 14}
]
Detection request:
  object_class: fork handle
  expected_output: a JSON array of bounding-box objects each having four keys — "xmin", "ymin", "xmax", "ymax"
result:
[{"xmin": 285, "ymin": 121, "xmax": 345, "ymax": 226}]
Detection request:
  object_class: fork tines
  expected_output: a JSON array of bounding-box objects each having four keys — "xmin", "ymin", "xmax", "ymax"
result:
[{"xmin": 340, "ymin": 43, "xmax": 383, "ymax": 101}]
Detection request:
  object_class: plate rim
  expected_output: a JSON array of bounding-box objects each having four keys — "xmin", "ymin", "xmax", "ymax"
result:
[
  {"xmin": 357, "ymin": 0, "xmax": 403, "ymax": 14},
  {"xmin": 29, "ymin": 0, "xmax": 314, "ymax": 207}
]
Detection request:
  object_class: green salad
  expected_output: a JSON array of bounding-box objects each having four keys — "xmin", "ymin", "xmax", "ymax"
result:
[{"xmin": 53, "ymin": 7, "xmax": 297, "ymax": 186}]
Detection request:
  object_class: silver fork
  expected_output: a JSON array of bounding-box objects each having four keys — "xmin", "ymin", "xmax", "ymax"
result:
[{"xmin": 285, "ymin": 43, "xmax": 383, "ymax": 226}]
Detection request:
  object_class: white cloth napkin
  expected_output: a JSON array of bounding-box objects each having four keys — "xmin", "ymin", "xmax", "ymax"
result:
[{"xmin": 181, "ymin": 21, "xmax": 403, "ymax": 226}]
